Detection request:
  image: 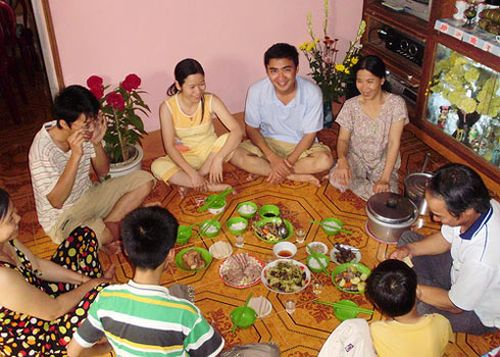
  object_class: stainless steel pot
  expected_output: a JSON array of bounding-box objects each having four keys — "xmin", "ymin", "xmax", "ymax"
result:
[
  {"xmin": 404, "ymin": 172, "xmax": 433, "ymax": 216},
  {"xmin": 365, "ymin": 192, "xmax": 418, "ymax": 243}
]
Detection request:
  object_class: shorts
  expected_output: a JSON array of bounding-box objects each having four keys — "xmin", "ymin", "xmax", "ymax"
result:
[
  {"xmin": 48, "ymin": 170, "xmax": 155, "ymax": 244},
  {"xmin": 238, "ymin": 137, "xmax": 331, "ymax": 159}
]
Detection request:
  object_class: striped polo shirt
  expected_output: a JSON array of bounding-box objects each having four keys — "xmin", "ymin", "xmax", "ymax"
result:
[{"xmin": 73, "ymin": 281, "xmax": 224, "ymax": 356}]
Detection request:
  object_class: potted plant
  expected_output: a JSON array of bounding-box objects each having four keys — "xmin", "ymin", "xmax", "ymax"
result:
[
  {"xmin": 87, "ymin": 74, "xmax": 150, "ymax": 177},
  {"xmin": 299, "ymin": 0, "xmax": 366, "ymax": 127}
]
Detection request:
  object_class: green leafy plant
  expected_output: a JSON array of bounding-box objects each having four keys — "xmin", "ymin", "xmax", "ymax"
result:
[
  {"xmin": 87, "ymin": 74, "xmax": 150, "ymax": 163},
  {"xmin": 299, "ymin": 0, "xmax": 366, "ymax": 104}
]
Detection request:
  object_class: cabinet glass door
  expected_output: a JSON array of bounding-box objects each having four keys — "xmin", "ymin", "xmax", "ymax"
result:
[{"xmin": 426, "ymin": 44, "xmax": 499, "ymax": 168}]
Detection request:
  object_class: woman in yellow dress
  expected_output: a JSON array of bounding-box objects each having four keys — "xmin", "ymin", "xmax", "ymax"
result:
[{"xmin": 151, "ymin": 58, "xmax": 243, "ymax": 192}]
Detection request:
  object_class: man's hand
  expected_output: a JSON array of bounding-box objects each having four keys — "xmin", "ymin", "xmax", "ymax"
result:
[
  {"xmin": 331, "ymin": 158, "xmax": 351, "ymax": 186},
  {"xmin": 90, "ymin": 114, "xmax": 107, "ymax": 144},
  {"xmin": 68, "ymin": 129, "xmax": 86, "ymax": 157},
  {"xmin": 266, "ymin": 154, "xmax": 292, "ymax": 184},
  {"xmin": 208, "ymin": 156, "xmax": 224, "ymax": 184},
  {"xmin": 390, "ymin": 245, "xmax": 413, "ymax": 260}
]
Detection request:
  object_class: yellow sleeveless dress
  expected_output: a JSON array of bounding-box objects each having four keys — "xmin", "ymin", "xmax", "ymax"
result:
[{"xmin": 151, "ymin": 94, "xmax": 229, "ymax": 182}]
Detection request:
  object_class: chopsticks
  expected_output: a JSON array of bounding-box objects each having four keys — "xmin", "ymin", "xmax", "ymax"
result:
[{"xmin": 314, "ymin": 300, "xmax": 374, "ymax": 315}]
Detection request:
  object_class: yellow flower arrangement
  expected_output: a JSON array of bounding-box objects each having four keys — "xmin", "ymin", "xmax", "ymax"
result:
[{"xmin": 299, "ymin": 0, "xmax": 366, "ymax": 104}]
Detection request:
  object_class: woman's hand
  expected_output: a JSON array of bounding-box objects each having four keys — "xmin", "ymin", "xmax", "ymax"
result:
[
  {"xmin": 189, "ymin": 171, "xmax": 208, "ymax": 191},
  {"xmin": 331, "ymin": 158, "xmax": 351, "ymax": 186},
  {"xmin": 373, "ymin": 179, "xmax": 390, "ymax": 194},
  {"xmin": 208, "ymin": 156, "xmax": 224, "ymax": 183},
  {"xmin": 90, "ymin": 114, "xmax": 107, "ymax": 144}
]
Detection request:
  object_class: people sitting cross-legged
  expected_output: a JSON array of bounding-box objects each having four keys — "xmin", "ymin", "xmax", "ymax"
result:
[
  {"xmin": 391, "ymin": 163, "xmax": 500, "ymax": 335},
  {"xmin": 151, "ymin": 58, "xmax": 243, "ymax": 194},
  {"xmin": 327, "ymin": 55, "xmax": 408, "ymax": 200},
  {"xmin": 230, "ymin": 43, "xmax": 333, "ymax": 186},
  {"xmin": 28, "ymin": 85, "xmax": 155, "ymax": 251},
  {"xmin": 366, "ymin": 259, "xmax": 453, "ymax": 357},
  {"xmin": 0, "ymin": 188, "xmax": 113, "ymax": 356},
  {"xmin": 67, "ymin": 206, "xmax": 225, "ymax": 356}
]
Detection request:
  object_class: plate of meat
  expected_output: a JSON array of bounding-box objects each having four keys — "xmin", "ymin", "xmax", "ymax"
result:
[
  {"xmin": 175, "ymin": 247, "xmax": 212, "ymax": 271},
  {"xmin": 330, "ymin": 243, "xmax": 361, "ymax": 264},
  {"xmin": 219, "ymin": 253, "xmax": 264, "ymax": 289}
]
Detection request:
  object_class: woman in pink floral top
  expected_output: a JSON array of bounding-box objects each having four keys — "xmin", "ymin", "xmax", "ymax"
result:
[{"xmin": 328, "ymin": 55, "xmax": 408, "ymax": 200}]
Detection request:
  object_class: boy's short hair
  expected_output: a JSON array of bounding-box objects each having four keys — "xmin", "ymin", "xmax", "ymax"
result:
[
  {"xmin": 264, "ymin": 43, "xmax": 299, "ymax": 67},
  {"xmin": 53, "ymin": 85, "xmax": 100, "ymax": 128},
  {"xmin": 121, "ymin": 206, "xmax": 178, "ymax": 270},
  {"xmin": 366, "ymin": 259, "xmax": 417, "ymax": 317}
]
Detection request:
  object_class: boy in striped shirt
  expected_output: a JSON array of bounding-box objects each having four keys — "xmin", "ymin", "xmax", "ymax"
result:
[{"xmin": 67, "ymin": 206, "xmax": 224, "ymax": 356}]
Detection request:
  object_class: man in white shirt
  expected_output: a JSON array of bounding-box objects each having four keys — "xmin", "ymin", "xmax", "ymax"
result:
[
  {"xmin": 231, "ymin": 43, "xmax": 333, "ymax": 186},
  {"xmin": 392, "ymin": 163, "xmax": 499, "ymax": 334},
  {"xmin": 29, "ymin": 85, "xmax": 155, "ymax": 251}
]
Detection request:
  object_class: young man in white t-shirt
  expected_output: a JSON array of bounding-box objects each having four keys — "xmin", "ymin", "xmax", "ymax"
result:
[
  {"xmin": 392, "ymin": 163, "xmax": 500, "ymax": 334},
  {"xmin": 230, "ymin": 43, "xmax": 333, "ymax": 186},
  {"xmin": 29, "ymin": 85, "xmax": 155, "ymax": 251}
]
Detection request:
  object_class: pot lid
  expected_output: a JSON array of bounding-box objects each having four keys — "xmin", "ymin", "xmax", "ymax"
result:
[
  {"xmin": 366, "ymin": 192, "xmax": 416, "ymax": 224},
  {"xmin": 404, "ymin": 173, "xmax": 432, "ymax": 198}
]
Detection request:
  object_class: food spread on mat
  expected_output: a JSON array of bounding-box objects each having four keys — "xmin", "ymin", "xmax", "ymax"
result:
[
  {"xmin": 238, "ymin": 204, "xmax": 256, "ymax": 215},
  {"xmin": 182, "ymin": 249, "xmax": 206, "ymax": 270},
  {"xmin": 254, "ymin": 219, "xmax": 289, "ymax": 242},
  {"xmin": 334, "ymin": 265, "xmax": 369, "ymax": 293},
  {"xmin": 307, "ymin": 242, "xmax": 328, "ymax": 255},
  {"xmin": 333, "ymin": 243, "xmax": 357, "ymax": 264},
  {"xmin": 264, "ymin": 261, "xmax": 307, "ymax": 293},
  {"xmin": 220, "ymin": 253, "xmax": 263, "ymax": 288},
  {"xmin": 230, "ymin": 221, "xmax": 247, "ymax": 231}
]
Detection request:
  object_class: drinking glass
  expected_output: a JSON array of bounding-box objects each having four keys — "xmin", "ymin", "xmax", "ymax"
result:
[
  {"xmin": 235, "ymin": 235, "xmax": 245, "ymax": 248},
  {"xmin": 285, "ymin": 300, "xmax": 296, "ymax": 314},
  {"xmin": 295, "ymin": 228, "xmax": 306, "ymax": 244},
  {"xmin": 312, "ymin": 281, "xmax": 323, "ymax": 295}
]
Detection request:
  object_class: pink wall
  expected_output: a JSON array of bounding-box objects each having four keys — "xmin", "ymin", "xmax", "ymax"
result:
[{"xmin": 49, "ymin": 0, "xmax": 362, "ymax": 131}]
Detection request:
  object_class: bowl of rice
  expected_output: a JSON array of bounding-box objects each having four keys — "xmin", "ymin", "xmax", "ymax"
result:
[
  {"xmin": 237, "ymin": 201, "xmax": 258, "ymax": 218},
  {"xmin": 226, "ymin": 217, "xmax": 249, "ymax": 235},
  {"xmin": 200, "ymin": 219, "xmax": 222, "ymax": 238}
]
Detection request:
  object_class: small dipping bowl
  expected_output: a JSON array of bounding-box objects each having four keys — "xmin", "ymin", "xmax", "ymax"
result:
[
  {"xmin": 273, "ymin": 241, "xmax": 297, "ymax": 259},
  {"xmin": 176, "ymin": 225, "xmax": 193, "ymax": 245},
  {"xmin": 226, "ymin": 217, "xmax": 249, "ymax": 235},
  {"xmin": 207, "ymin": 199, "xmax": 226, "ymax": 215},
  {"xmin": 334, "ymin": 300, "xmax": 360, "ymax": 321},
  {"xmin": 230, "ymin": 306, "xmax": 257, "ymax": 329},
  {"xmin": 306, "ymin": 242, "xmax": 328, "ymax": 255},
  {"xmin": 306, "ymin": 253, "xmax": 330, "ymax": 273},
  {"xmin": 237, "ymin": 201, "xmax": 258, "ymax": 219},
  {"xmin": 259, "ymin": 204, "xmax": 281, "ymax": 218},
  {"xmin": 320, "ymin": 217, "xmax": 344, "ymax": 235},
  {"xmin": 200, "ymin": 219, "xmax": 222, "ymax": 238}
]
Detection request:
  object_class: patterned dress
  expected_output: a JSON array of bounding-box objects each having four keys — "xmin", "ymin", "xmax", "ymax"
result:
[
  {"xmin": 0, "ymin": 227, "xmax": 107, "ymax": 356},
  {"xmin": 334, "ymin": 93, "xmax": 409, "ymax": 201}
]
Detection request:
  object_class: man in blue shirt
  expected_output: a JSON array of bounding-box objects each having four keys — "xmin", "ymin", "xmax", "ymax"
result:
[{"xmin": 231, "ymin": 43, "xmax": 333, "ymax": 186}]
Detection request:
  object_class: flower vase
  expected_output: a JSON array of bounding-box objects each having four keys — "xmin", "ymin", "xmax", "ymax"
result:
[{"xmin": 323, "ymin": 101, "xmax": 333, "ymax": 128}]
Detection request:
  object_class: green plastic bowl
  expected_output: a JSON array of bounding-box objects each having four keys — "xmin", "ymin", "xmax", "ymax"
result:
[
  {"xmin": 306, "ymin": 253, "xmax": 330, "ymax": 273},
  {"xmin": 254, "ymin": 217, "xmax": 294, "ymax": 244},
  {"xmin": 320, "ymin": 217, "xmax": 344, "ymax": 235},
  {"xmin": 199, "ymin": 219, "xmax": 222, "ymax": 238},
  {"xmin": 259, "ymin": 204, "xmax": 280, "ymax": 218},
  {"xmin": 237, "ymin": 201, "xmax": 258, "ymax": 219},
  {"xmin": 226, "ymin": 217, "xmax": 248, "ymax": 235},
  {"xmin": 176, "ymin": 225, "xmax": 193, "ymax": 245},
  {"xmin": 175, "ymin": 247, "xmax": 213, "ymax": 271},
  {"xmin": 331, "ymin": 263, "xmax": 371, "ymax": 294},
  {"xmin": 334, "ymin": 300, "xmax": 359, "ymax": 321},
  {"xmin": 230, "ymin": 306, "xmax": 257, "ymax": 329}
]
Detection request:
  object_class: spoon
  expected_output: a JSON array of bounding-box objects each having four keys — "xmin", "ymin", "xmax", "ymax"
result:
[{"xmin": 314, "ymin": 299, "xmax": 374, "ymax": 315}]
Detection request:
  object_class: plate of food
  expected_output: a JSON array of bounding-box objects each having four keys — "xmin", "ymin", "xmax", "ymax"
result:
[
  {"xmin": 261, "ymin": 259, "xmax": 311, "ymax": 294},
  {"xmin": 331, "ymin": 263, "xmax": 371, "ymax": 294},
  {"xmin": 175, "ymin": 247, "xmax": 212, "ymax": 271},
  {"xmin": 219, "ymin": 253, "xmax": 264, "ymax": 289},
  {"xmin": 330, "ymin": 243, "xmax": 361, "ymax": 264},
  {"xmin": 253, "ymin": 217, "xmax": 294, "ymax": 244}
]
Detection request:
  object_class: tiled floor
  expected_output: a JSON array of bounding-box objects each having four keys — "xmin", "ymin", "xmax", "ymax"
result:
[{"xmin": 1, "ymin": 116, "xmax": 499, "ymax": 356}]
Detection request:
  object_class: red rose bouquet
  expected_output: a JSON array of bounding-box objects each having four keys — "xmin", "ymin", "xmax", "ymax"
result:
[{"xmin": 87, "ymin": 74, "xmax": 150, "ymax": 163}]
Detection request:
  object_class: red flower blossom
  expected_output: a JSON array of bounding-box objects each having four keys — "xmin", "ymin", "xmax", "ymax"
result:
[
  {"xmin": 121, "ymin": 73, "xmax": 141, "ymax": 92},
  {"xmin": 86, "ymin": 75, "xmax": 103, "ymax": 90},
  {"xmin": 89, "ymin": 86, "xmax": 104, "ymax": 100},
  {"xmin": 106, "ymin": 92, "xmax": 125, "ymax": 111}
]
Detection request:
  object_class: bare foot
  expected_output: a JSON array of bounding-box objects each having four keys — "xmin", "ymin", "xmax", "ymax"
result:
[
  {"xmin": 246, "ymin": 173, "xmax": 258, "ymax": 182},
  {"xmin": 288, "ymin": 174, "xmax": 321, "ymax": 187},
  {"xmin": 103, "ymin": 264, "xmax": 116, "ymax": 280},
  {"xmin": 101, "ymin": 240, "xmax": 122, "ymax": 255},
  {"xmin": 206, "ymin": 183, "xmax": 232, "ymax": 192},
  {"xmin": 178, "ymin": 186, "xmax": 189, "ymax": 198}
]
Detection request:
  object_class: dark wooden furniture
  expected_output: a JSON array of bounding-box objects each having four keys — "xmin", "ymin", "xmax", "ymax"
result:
[{"xmin": 361, "ymin": 0, "xmax": 499, "ymax": 192}]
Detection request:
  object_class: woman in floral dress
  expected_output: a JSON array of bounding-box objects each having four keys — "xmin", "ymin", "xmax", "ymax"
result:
[
  {"xmin": 0, "ymin": 188, "xmax": 112, "ymax": 356},
  {"xmin": 328, "ymin": 55, "xmax": 408, "ymax": 201}
]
